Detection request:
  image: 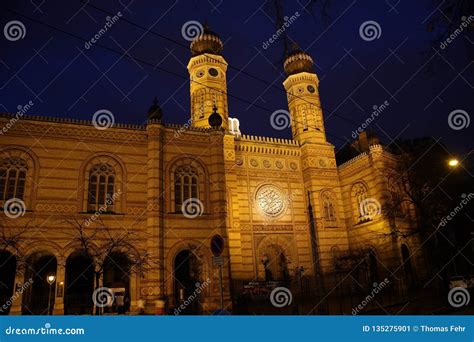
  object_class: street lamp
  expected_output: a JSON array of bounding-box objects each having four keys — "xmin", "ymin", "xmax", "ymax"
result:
[
  {"xmin": 447, "ymin": 151, "xmax": 474, "ymax": 168},
  {"xmin": 294, "ymin": 266, "xmax": 304, "ymax": 314},
  {"xmin": 46, "ymin": 274, "xmax": 56, "ymax": 315},
  {"xmin": 448, "ymin": 159, "xmax": 459, "ymax": 167}
]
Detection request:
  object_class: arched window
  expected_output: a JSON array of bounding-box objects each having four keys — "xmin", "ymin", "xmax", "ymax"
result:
[
  {"xmin": 174, "ymin": 165, "xmax": 199, "ymax": 212},
  {"xmin": 352, "ymin": 182, "xmax": 369, "ymax": 222},
  {"xmin": 193, "ymin": 88, "xmax": 206, "ymax": 120},
  {"xmin": 0, "ymin": 157, "xmax": 28, "ymax": 201},
  {"xmin": 321, "ymin": 191, "xmax": 337, "ymax": 226},
  {"xmin": 87, "ymin": 163, "xmax": 116, "ymax": 212},
  {"xmin": 301, "ymin": 105, "xmax": 308, "ymax": 131}
]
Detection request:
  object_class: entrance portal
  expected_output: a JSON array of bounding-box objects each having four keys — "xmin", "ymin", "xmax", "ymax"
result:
[
  {"xmin": 65, "ymin": 251, "xmax": 94, "ymax": 315},
  {"xmin": 174, "ymin": 250, "xmax": 202, "ymax": 314},
  {"xmin": 22, "ymin": 252, "xmax": 57, "ymax": 315}
]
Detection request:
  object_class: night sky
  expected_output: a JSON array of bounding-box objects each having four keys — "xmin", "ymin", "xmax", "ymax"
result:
[{"xmin": 0, "ymin": 0, "xmax": 472, "ymax": 154}]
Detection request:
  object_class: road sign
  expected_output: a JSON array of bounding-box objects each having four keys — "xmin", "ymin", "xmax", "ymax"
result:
[
  {"xmin": 212, "ymin": 256, "xmax": 224, "ymax": 266},
  {"xmin": 210, "ymin": 234, "xmax": 225, "ymax": 256}
]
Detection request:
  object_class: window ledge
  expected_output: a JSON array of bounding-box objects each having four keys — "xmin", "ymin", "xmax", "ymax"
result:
[{"xmin": 80, "ymin": 211, "xmax": 125, "ymax": 216}]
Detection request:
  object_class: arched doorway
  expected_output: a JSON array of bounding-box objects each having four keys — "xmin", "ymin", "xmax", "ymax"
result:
[
  {"xmin": 0, "ymin": 251, "xmax": 17, "ymax": 315},
  {"xmin": 174, "ymin": 249, "xmax": 202, "ymax": 314},
  {"xmin": 401, "ymin": 244, "xmax": 415, "ymax": 290},
  {"xmin": 22, "ymin": 252, "xmax": 57, "ymax": 315},
  {"xmin": 64, "ymin": 251, "xmax": 94, "ymax": 315},
  {"xmin": 261, "ymin": 244, "xmax": 289, "ymax": 282},
  {"xmin": 103, "ymin": 252, "xmax": 130, "ymax": 314}
]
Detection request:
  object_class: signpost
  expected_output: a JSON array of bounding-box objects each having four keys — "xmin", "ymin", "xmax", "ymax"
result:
[{"xmin": 211, "ymin": 235, "xmax": 225, "ymax": 309}]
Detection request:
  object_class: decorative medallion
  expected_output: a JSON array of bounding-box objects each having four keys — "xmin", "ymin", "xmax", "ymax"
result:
[
  {"xmin": 255, "ymin": 184, "xmax": 287, "ymax": 217},
  {"xmin": 319, "ymin": 159, "xmax": 327, "ymax": 167},
  {"xmin": 196, "ymin": 69, "xmax": 205, "ymax": 78},
  {"xmin": 235, "ymin": 157, "xmax": 243, "ymax": 166},
  {"xmin": 263, "ymin": 160, "xmax": 271, "ymax": 168},
  {"xmin": 307, "ymin": 85, "xmax": 315, "ymax": 93},
  {"xmin": 289, "ymin": 162, "xmax": 298, "ymax": 170},
  {"xmin": 275, "ymin": 161, "xmax": 283, "ymax": 169},
  {"xmin": 250, "ymin": 159, "xmax": 259, "ymax": 167},
  {"xmin": 297, "ymin": 87, "xmax": 304, "ymax": 94}
]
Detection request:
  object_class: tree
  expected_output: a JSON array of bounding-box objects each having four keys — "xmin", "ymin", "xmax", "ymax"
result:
[
  {"xmin": 386, "ymin": 138, "xmax": 473, "ymax": 285},
  {"xmin": 425, "ymin": 0, "xmax": 474, "ymax": 47},
  {"xmin": 267, "ymin": 0, "xmax": 334, "ymax": 59},
  {"xmin": 0, "ymin": 218, "xmax": 41, "ymax": 275},
  {"xmin": 62, "ymin": 216, "xmax": 158, "ymax": 315}
]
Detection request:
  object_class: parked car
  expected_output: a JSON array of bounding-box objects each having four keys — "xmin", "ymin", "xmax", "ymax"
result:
[{"xmin": 449, "ymin": 276, "xmax": 468, "ymax": 289}]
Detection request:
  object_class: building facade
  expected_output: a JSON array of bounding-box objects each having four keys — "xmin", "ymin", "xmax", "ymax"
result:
[{"xmin": 0, "ymin": 28, "xmax": 426, "ymax": 315}]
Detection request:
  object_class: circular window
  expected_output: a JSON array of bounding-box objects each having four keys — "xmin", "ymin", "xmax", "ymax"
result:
[
  {"xmin": 208, "ymin": 68, "xmax": 219, "ymax": 77},
  {"xmin": 255, "ymin": 185, "xmax": 286, "ymax": 217},
  {"xmin": 307, "ymin": 85, "xmax": 315, "ymax": 93}
]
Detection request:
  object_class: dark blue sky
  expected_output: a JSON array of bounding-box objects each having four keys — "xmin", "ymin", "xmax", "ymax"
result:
[{"xmin": 0, "ymin": 0, "xmax": 472, "ymax": 153}]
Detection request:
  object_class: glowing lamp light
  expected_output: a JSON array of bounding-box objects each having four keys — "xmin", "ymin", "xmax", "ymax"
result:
[
  {"xmin": 46, "ymin": 274, "xmax": 56, "ymax": 285},
  {"xmin": 448, "ymin": 159, "xmax": 459, "ymax": 167}
]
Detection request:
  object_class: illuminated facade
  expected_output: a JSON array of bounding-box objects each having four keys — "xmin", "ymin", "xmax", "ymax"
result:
[{"xmin": 0, "ymin": 28, "xmax": 425, "ymax": 315}]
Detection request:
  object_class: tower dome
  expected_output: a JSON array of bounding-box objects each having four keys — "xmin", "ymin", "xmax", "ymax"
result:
[
  {"xmin": 283, "ymin": 45, "xmax": 314, "ymax": 75},
  {"xmin": 190, "ymin": 24, "xmax": 223, "ymax": 56}
]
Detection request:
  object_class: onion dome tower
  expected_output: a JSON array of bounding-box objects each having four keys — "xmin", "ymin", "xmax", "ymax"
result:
[
  {"xmin": 187, "ymin": 24, "xmax": 229, "ymax": 130},
  {"xmin": 282, "ymin": 44, "xmax": 326, "ymax": 144},
  {"xmin": 283, "ymin": 46, "xmax": 314, "ymax": 75},
  {"xmin": 190, "ymin": 25, "xmax": 224, "ymax": 56}
]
